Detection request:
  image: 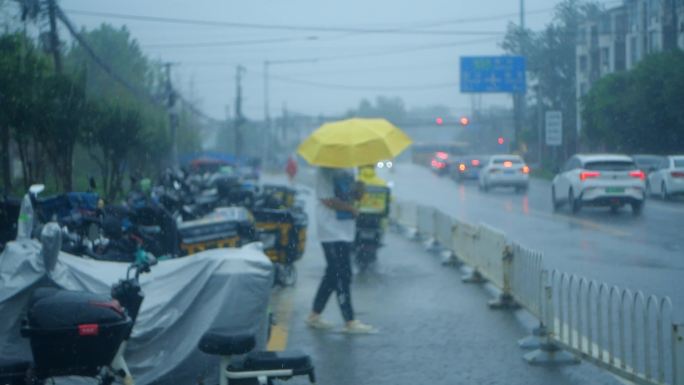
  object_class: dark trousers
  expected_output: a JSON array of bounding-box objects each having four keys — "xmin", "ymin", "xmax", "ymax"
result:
[{"xmin": 312, "ymin": 241, "xmax": 354, "ymax": 322}]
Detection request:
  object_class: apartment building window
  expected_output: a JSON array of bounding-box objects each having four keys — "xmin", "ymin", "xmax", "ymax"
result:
[
  {"xmin": 630, "ymin": 36, "xmax": 638, "ymax": 65},
  {"xmin": 649, "ymin": 30, "xmax": 660, "ymax": 52},
  {"xmin": 649, "ymin": 0, "xmax": 660, "ymax": 25},
  {"xmin": 601, "ymin": 47, "xmax": 610, "ymax": 71},
  {"xmin": 577, "ymin": 27, "xmax": 587, "ymax": 44},
  {"xmin": 580, "ymin": 82, "xmax": 588, "ymax": 97},
  {"xmin": 600, "ymin": 14, "xmax": 611, "ymax": 34},
  {"xmin": 579, "ymin": 55, "xmax": 588, "ymax": 73}
]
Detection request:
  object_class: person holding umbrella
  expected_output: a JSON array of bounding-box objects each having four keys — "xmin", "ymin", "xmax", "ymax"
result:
[{"xmin": 298, "ymin": 118, "xmax": 411, "ymax": 333}]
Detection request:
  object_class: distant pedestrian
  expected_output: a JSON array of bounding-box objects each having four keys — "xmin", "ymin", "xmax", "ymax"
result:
[
  {"xmin": 286, "ymin": 155, "xmax": 298, "ymax": 184},
  {"xmin": 306, "ymin": 167, "xmax": 374, "ymax": 333}
]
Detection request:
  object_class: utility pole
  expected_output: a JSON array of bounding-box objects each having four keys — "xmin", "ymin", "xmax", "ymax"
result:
[
  {"xmin": 235, "ymin": 65, "xmax": 246, "ymax": 158},
  {"xmin": 47, "ymin": 0, "xmax": 62, "ymax": 73},
  {"xmin": 513, "ymin": 0, "xmax": 526, "ymax": 155},
  {"xmin": 282, "ymin": 103, "xmax": 289, "ymax": 144},
  {"xmin": 164, "ymin": 62, "xmax": 179, "ymax": 167}
]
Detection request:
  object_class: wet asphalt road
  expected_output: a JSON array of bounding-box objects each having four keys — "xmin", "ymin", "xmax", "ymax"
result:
[
  {"xmin": 377, "ymin": 163, "xmax": 684, "ymax": 319},
  {"xmin": 266, "ymin": 174, "xmax": 624, "ymax": 385},
  {"xmin": 270, "ymin": 189, "xmax": 624, "ymax": 385}
]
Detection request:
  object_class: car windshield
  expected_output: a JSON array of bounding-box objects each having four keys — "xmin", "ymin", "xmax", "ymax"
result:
[
  {"xmin": 674, "ymin": 159, "xmax": 684, "ymax": 168},
  {"xmin": 584, "ymin": 161, "xmax": 636, "ymax": 171}
]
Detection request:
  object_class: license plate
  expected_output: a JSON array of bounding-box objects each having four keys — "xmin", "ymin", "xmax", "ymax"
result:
[
  {"xmin": 605, "ymin": 187, "xmax": 625, "ymax": 194},
  {"xmin": 504, "ymin": 170, "xmax": 515, "ymax": 174},
  {"xmin": 359, "ymin": 230, "xmax": 377, "ymax": 240}
]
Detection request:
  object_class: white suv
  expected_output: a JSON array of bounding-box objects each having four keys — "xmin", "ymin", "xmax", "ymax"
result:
[
  {"xmin": 551, "ymin": 154, "xmax": 646, "ymax": 215},
  {"xmin": 647, "ymin": 155, "xmax": 684, "ymax": 200}
]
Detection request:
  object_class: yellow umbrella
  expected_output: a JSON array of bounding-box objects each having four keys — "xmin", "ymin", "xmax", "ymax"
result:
[{"xmin": 297, "ymin": 118, "xmax": 412, "ymax": 168}]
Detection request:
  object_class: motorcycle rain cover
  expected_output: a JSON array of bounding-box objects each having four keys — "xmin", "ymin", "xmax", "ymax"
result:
[{"xmin": 0, "ymin": 240, "xmax": 273, "ymax": 385}]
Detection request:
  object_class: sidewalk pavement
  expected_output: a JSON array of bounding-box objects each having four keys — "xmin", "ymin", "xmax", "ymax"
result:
[{"xmin": 264, "ymin": 174, "xmax": 625, "ymax": 385}]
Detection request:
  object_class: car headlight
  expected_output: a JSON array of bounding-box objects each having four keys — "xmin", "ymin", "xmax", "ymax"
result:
[{"xmin": 386, "ymin": 161, "xmax": 393, "ymax": 168}]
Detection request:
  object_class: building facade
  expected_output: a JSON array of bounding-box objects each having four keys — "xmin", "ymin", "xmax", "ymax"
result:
[{"xmin": 575, "ymin": 0, "xmax": 684, "ymax": 135}]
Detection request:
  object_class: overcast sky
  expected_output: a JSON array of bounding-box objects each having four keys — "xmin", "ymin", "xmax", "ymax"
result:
[{"xmin": 58, "ymin": 0, "xmax": 619, "ymax": 120}]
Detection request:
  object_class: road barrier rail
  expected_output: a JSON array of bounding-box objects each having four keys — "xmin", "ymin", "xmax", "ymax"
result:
[{"xmin": 390, "ymin": 200, "xmax": 682, "ymax": 385}]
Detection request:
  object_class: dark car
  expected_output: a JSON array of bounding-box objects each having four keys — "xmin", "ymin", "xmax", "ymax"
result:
[
  {"xmin": 430, "ymin": 152, "xmax": 450, "ymax": 176},
  {"xmin": 450, "ymin": 155, "xmax": 489, "ymax": 182}
]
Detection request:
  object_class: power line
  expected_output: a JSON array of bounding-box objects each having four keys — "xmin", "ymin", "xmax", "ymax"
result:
[
  {"xmin": 267, "ymin": 74, "xmax": 457, "ymax": 91},
  {"xmin": 178, "ymin": 36, "xmax": 500, "ymax": 67},
  {"xmin": 63, "ymin": 9, "xmax": 506, "ymax": 36},
  {"xmin": 56, "ymin": 6, "xmax": 220, "ymax": 122},
  {"xmin": 143, "ymin": 35, "xmax": 319, "ymax": 49}
]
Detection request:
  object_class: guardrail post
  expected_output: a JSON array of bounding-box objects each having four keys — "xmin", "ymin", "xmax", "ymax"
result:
[
  {"xmin": 674, "ymin": 323, "xmax": 684, "ymax": 385},
  {"xmin": 524, "ymin": 283, "xmax": 579, "ymax": 366},
  {"xmin": 389, "ymin": 201, "xmax": 401, "ymax": 234},
  {"xmin": 489, "ymin": 245, "xmax": 519, "ymax": 309},
  {"xmin": 518, "ymin": 322, "xmax": 549, "ymax": 350},
  {"xmin": 461, "ymin": 269, "xmax": 485, "ymax": 283}
]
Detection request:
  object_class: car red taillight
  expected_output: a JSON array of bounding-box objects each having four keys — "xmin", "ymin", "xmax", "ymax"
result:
[
  {"xmin": 78, "ymin": 324, "xmax": 100, "ymax": 336},
  {"xmin": 629, "ymin": 170, "xmax": 646, "ymax": 180},
  {"xmin": 671, "ymin": 171, "xmax": 684, "ymax": 178},
  {"xmin": 580, "ymin": 171, "xmax": 601, "ymax": 181}
]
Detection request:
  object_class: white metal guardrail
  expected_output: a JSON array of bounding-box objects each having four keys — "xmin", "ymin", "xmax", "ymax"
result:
[
  {"xmin": 510, "ymin": 243, "xmax": 544, "ymax": 318},
  {"xmin": 433, "ymin": 210, "xmax": 454, "ymax": 251},
  {"xmin": 393, "ymin": 200, "xmax": 682, "ymax": 385},
  {"xmin": 416, "ymin": 204, "xmax": 435, "ymax": 240}
]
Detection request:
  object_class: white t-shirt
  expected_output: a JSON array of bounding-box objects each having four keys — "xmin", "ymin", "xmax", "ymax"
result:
[{"xmin": 315, "ymin": 168, "xmax": 356, "ymax": 243}]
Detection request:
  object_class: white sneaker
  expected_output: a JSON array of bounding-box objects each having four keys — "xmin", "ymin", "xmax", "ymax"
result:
[
  {"xmin": 306, "ymin": 316, "xmax": 334, "ymax": 330},
  {"xmin": 343, "ymin": 320, "xmax": 376, "ymax": 334}
]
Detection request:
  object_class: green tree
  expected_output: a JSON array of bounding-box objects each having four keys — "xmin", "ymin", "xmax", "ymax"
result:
[
  {"xmin": 35, "ymin": 72, "xmax": 90, "ymax": 191},
  {"xmin": 347, "ymin": 96, "xmax": 407, "ymax": 124},
  {"xmin": 0, "ymin": 33, "xmax": 50, "ymax": 188},
  {"xmin": 84, "ymin": 101, "xmax": 145, "ymax": 201},
  {"xmin": 582, "ymin": 51, "xmax": 684, "ymax": 153},
  {"xmin": 502, "ymin": 0, "xmax": 601, "ymax": 159}
]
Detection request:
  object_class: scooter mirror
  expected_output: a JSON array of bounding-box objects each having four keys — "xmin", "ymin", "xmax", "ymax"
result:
[
  {"xmin": 29, "ymin": 184, "xmax": 45, "ymax": 196},
  {"xmin": 40, "ymin": 222, "xmax": 62, "ymax": 272}
]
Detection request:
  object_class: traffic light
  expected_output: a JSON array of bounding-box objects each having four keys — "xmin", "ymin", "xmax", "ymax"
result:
[
  {"xmin": 435, "ymin": 117, "xmax": 444, "ymax": 125},
  {"xmin": 497, "ymin": 137, "xmax": 505, "ymax": 145},
  {"xmin": 459, "ymin": 117, "xmax": 469, "ymax": 126}
]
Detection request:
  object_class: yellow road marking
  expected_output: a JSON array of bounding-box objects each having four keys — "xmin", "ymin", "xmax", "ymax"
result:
[{"xmin": 267, "ymin": 289, "xmax": 295, "ymax": 351}]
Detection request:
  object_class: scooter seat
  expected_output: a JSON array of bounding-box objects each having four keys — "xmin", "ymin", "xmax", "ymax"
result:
[
  {"xmin": 242, "ymin": 350, "xmax": 312, "ymax": 372},
  {"xmin": 198, "ymin": 332, "xmax": 255, "ymax": 356}
]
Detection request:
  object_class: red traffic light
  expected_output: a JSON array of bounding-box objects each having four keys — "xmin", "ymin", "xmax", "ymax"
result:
[
  {"xmin": 497, "ymin": 137, "xmax": 505, "ymax": 145},
  {"xmin": 435, "ymin": 117, "xmax": 444, "ymax": 125},
  {"xmin": 459, "ymin": 117, "xmax": 469, "ymax": 126}
]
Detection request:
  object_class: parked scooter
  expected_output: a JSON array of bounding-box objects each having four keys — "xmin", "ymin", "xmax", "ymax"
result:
[
  {"xmin": 354, "ymin": 167, "xmax": 391, "ymax": 271},
  {"xmin": 0, "ymin": 236, "xmax": 157, "ymax": 385}
]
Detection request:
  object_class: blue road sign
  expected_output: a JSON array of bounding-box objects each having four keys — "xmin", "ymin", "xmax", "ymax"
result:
[{"xmin": 460, "ymin": 56, "xmax": 526, "ymax": 93}]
